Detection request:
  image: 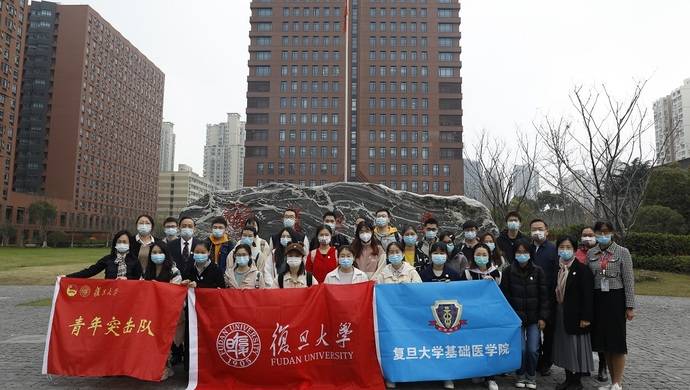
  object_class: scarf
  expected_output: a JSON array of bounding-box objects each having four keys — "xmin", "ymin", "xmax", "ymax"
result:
[
  {"xmin": 209, "ymin": 234, "xmax": 229, "ymax": 264},
  {"xmin": 114, "ymin": 252, "xmax": 128, "ymax": 278},
  {"xmin": 556, "ymin": 260, "xmax": 573, "ymax": 304}
]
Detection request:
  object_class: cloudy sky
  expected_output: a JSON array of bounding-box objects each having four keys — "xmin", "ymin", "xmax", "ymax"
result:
[{"xmin": 61, "ymin": 0, "xmax": 690, "ymax": 174}]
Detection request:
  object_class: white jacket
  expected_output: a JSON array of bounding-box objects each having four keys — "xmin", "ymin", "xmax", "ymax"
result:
[{"xmin": 323, "ymin": 267, "xmax": 369, "ymax": 285}]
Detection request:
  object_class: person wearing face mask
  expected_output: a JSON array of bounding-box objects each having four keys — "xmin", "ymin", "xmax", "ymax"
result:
[
  {"xmin": 440, "ymin": 231, "xmax": 469, "ymax": 274},
  {"xmin": 205, "ymin": 216, "xmax": 237, "ymax": 273},
  {"xmin": 180, "ymin": 241, "xmax": 225, "ymax": 289},
  {"xmin": 497, "ymin": 211, "xmax": 526, "ymax": 263},
  {"xmin": 305, "ymin": 225, "xmax": 338, "ymax": 283},
  {"xmin": 352, "ymin": 220, "xmax": 387, "ymax": 279},
  {"xmin": 68, "ymin": 230, "xmax": 142, "ymax": 280},
  {"xmin": 460, "ymin": 243, "xmax": 502, "ymax": 284},
  {"xmin": 575, "ymin": 227, "xmax": 597, "ymax": 265},
  {"xmin": 587, "ymin": 222, "xmax": 635, "ymax": 390},
  {"xmin": 228, "ymin": 227, "xmax": 270, "ymax": 285},
  {"xmin": 500, "ymin": 240, "xmax": 549, "ymax": 390},
  {"xmin": 373, "ymin": 209, "xmax": 403, "ymax": 250},
  {"xmin": 224, "ymin": 244, "xmax": 265, "ymax": 289},
  {"xmin": 401, "ymin": 225, "xmax": 430, "ymax": 272},
  {"xmin": 418, "ymin": 217, "xmax": 440, "ymax": 258},
  {"xmin": 131, "ymin": 214, "xmax": 163, "ymax": 275},
  {"xmin": 324, "ymin": 245, "xmax": 369, "ymax": 284},
  {"xmin": 459, "ymin": 220, "xmax": 481, "ymax": 261},
  {"xmin": 310, "ymin": 211, "xmax": 350, "ymax": 250},
  {"xmin": 276, "ymin": 243, "xmax": 317, "ymax": 288},
  {"xmin": 528, "ymin": 218, "xmax": 558, "ymax": 376},
  {"xmin": 169, "ymin": 216, "xmax": 202, "ymax": 269},
  {"xmin": 419, "ymin": 242, "xmax": 461, "ymax": 282},
  {"xmin": 271, "ymin": 227, "xmax": 299, "ymax": 276},
  {"xmin": 162, "ymin": 217, "xmax": 179, "ymax": 244},
  {"xmin": 480, "ymin": 232, "xmax": 506, "ymax": 272},
  {"xmin": 374, "ymin": 241, "xmax": 422, "ymax": 285},
  {"xmin": 551, "ymin": 236, "xmax": 594, "ymax": 390},
  {"xmin": 270, "ymin": 208, "xmax": 309, "ymax": 253}
]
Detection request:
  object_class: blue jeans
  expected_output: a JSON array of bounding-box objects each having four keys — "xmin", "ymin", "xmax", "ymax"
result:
[{"xmin": 516, "ymin": 323, "xmax": 540, "ymax": 379}]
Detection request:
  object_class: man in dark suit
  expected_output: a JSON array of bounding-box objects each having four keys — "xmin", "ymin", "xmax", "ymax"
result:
[{"xmin": 168, "ymin": 216, "xmax": 202, "ymax": 270}]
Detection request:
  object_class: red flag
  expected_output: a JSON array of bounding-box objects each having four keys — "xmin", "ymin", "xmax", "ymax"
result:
[
  {"xmin": 188, "ymin": 282, "xmax": 383, "ymax": 389},
  {"xmin": 43, "ymin": 277, "xmax": 187, "ymax": 381}
]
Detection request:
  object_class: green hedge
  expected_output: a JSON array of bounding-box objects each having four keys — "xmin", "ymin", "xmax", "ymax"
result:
[
  {"xmin": 623, "ymin": 232, "xmax": 690, "ymax": 257},
  {"xmin": 633, "ymin": 255, "xmax": 690, "ymax": 274}
]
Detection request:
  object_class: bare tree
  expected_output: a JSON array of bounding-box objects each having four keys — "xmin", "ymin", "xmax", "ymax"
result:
[
  {"xmin": 464, "ymin": 130, "xmax": 539, "ymax": 226},
  {"xmin": 534, "ymin": 79, "xmax": 679, "ymax": 235}
]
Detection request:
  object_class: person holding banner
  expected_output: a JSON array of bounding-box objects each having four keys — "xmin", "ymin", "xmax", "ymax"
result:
[
  {"xmin": 181, "ymin": 241, "xmax": 225, "ymax": 289},
  {"xmin": 500, "ymin": 240, "xmax": 549, "ymax": 390},
  {"xmin": 402, "ymin": 225, "xmax": 430, "ymax": 273},
  {"xmin": 419, "ymin": 242, "xmax": 461, "ymax": 282},
  {"xmin": 324, "ymin": 245, "xmax": 369, "ymax": 284},
  {"xmin": 552, "ymin": 236, "xmax": 594, "ymax": 390},
  {"xmin": 276, "ymin": 242, "xmax": 317, "ymax": 288},
  {"xmin": 353, "ymin": 220, "xmax": 387, "ymax": 279},
  {"xmin": 224, "ymin": 243, "xmax": 266, "ymax": 289},
  {"xmin": 374, "ymin": 241, "xmax": 422, "ymax": 285},
  {"xmin": 206, "ymin": 216, "xmax": 236, "ymax": 273},
  {"xmin": 460, "ymin": 243, "xmax": 502, "ymax": 283},
  {"xmin": 587, "ymin": 221, "xmax": 635, "ymax": 390},
  {"xmin": 68, "ymin": 230, "xmax": 142, "ymax": 280},
  {"xmin": 305, "ymin": 225, "xmax": 338, "ymax": 283}
]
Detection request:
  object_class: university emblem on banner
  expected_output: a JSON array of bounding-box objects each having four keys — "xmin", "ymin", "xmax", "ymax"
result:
[
  {"xmin": 429, "ymin": 299, "xmax": 467, "ymax": 333},
  {"xmin": 216, "ymin": 322, "xmax": 261, "ymax": 368}
]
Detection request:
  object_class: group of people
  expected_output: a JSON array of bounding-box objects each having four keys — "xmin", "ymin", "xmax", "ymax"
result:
[{"xmin": 67, "ymin": 209, "xmax": 635, "ymax": 390}]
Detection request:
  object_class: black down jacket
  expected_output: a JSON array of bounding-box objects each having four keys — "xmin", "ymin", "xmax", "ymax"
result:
[{"xmin": 500, "ymin": 261, "xmax": 550, "ymax": 326}]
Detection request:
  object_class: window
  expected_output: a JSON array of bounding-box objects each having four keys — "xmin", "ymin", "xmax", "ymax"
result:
[{"xmin": 438, "ymin": 67, "xmax": 454, "ymax": 77}]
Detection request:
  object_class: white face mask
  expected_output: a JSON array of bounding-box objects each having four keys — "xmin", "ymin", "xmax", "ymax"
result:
[
  {"xmin": 137, "ymin": 224, "xmax": 152, "ymax": 235},
  {"xmin": 286, "ymin": 257, "xmax": 302, "ymax": 268},
  {"xmin": 531, "ymin": 230, "xmax": 546, "ymax": 241},
  {"xmin": 318, "ymin": 235, "xmax": 331, "ymax": 244},
  {"xmin": 359, "ymin": 232, "xmax": 372, "ymax": 243}
]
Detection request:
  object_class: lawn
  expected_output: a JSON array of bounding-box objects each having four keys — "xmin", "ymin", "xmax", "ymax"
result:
[{"xmin": 0, "ymin": 247, "xmax": 106, "ymax": 285}]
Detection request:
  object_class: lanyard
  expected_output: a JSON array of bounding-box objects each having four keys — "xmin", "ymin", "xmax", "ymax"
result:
[{"xmin": 599, "ymin": 252, "xmax": 613, "ymax": 273}]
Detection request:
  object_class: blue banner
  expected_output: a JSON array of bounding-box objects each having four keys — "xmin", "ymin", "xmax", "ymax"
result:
[{"xmin": 374, "ymin": 280, "xmax": 522, "ymax": 382}]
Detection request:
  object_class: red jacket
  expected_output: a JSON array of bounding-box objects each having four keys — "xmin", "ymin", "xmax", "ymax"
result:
[
  {"xmin": 575, "ymin": 247, "xmax": 589, "ymax": 264},
  {"xmin": 306, "ymin": 246, "xmax": 338, "ymax": 283}
]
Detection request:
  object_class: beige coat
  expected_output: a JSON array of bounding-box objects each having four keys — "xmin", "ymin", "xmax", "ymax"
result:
[
  {"xmin": 224, "ymin": 264, "xmax": 265, "ymax": 289},
  {"xmin": 324, "ymin": 267, "xmax": 369, "ymax": 284},
  {"xmin": 374, "ymin": 262, "xmax": 422, "ymax": 284}
]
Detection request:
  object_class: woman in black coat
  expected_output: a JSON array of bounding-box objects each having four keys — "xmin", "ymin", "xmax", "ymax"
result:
[
  {"xmin": 68, "ymin": 230, "xmax": 142, "ymax": 280},
  {"xmin": 552, "ymin": 236, "xmax": 594, "ymax": 390},
  {"xmin": 499, "ymin": 239, "xmax": 549, "ymax": 389}
]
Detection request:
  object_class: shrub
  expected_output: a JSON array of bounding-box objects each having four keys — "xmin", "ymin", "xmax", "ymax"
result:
[
  {"xmin": 47, "ymin": 231, "xmax": 70, "ymax": 248},
  {"xmin": 623, "ymin": 232, "xmax": 690, "ymax": 257},
  {"xmin": 633, "ymin": 255, "xmax": 690, "ymax": 274},
  {"xmin": 632, "ymin": 205, "xmax": 686, "ymax": 234}
]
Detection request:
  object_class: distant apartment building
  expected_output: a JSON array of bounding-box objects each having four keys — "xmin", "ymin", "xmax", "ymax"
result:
[
  {"xmin": 203, "ymin": 113, "xmax": 245, "ymax": 191},
  {"xmin": 513, "ymin": 164, "xmax": 540, "ymax": 200},
  {"xmin": 160, "ymin": 121, "xmax": 175, "ymax": 171},
  {"xmin": 156, "ymin": 164, "xmax": 220, "ymax": 220},
  {"xmin": 654, "ymin": 78, "xmax": 690, "ymax": 164}
]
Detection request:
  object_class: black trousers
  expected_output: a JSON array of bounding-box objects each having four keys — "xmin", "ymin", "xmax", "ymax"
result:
[{"xmin": 538, "ymin": 305, "xmax": 555, "ymax": 371}]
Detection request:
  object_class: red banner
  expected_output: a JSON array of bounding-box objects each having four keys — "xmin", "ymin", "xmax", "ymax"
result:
[
  {"xmin": 42, "ymin": 277, "xmax": 187, "ymax": 381},
  {"xmin": 187, "ymin": 282, "xmax": 383, "ymax": 389}
]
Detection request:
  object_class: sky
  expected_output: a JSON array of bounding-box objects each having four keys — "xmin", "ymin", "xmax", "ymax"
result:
[{"xmin": 59, "ymin": 0, "xmax": 690, "ymax": 174}]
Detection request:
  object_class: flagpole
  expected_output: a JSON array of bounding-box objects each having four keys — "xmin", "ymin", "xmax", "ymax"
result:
[{"xmin": 343, "ymin": 0, "xmax": 349, "ymax": 183}]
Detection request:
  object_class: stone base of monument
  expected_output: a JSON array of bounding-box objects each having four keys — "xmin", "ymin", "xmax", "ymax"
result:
[{"xmin": 182, "ymin": 182, "xmax": 497, "ymax": 240}]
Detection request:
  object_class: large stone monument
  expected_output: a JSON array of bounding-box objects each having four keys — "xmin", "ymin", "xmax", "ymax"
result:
[{"xmin": 182, "ymin": 182, "xmax": 497, "ymax": 239}]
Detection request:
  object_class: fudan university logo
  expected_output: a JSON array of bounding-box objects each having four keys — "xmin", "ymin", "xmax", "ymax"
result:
[
  {"xmin": 216, "ymin": 322, "xmax": 261, "ymax": 368},
  {"xmin": 429, "ymin": 299, "xmax": 468, "ymax": 333}
]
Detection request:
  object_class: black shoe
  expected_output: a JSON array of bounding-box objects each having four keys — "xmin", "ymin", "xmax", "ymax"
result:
[{"xmin": 597, "ymin": 371, "xmax": 608, "ymax": 382}]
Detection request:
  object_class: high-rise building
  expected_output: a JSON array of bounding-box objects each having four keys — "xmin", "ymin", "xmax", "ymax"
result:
[
  {"xmin": 0, "ymin": 1, "xmax": 28, "ymax": 202},
  {"xmin": 513, "ymin": 164, "xmax": 540, "ymax": 201},
  {"xmin": 7, "ymin": 1, "xmax": 164, "ymax": 238},
  {"xmin": 654, "ymin": 78, "xmax": 690, "ymax": 164},
  {"xmin": 244, "ymin": 0, "xmax": 463, "ymax": 194},
  {"xmin": 156, "ymin": 164, "xmax": 220, "ymax": 220},
  {"xmin": 160, "ymin": 121, "xmax": 175, "ymax": 171},
  {"xmin": 203, "ymin": 113, "xmax": 245, "ymax": 191},
  {"xmin": 462, "ymin": 159, "xmax": 489, "ymax": 206}
]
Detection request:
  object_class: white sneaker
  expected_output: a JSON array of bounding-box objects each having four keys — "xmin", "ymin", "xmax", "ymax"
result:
[
  {"xmin": 610, "ymin": 384, "xmax": 622, "ymax": 390},
  {"xmin": 515, "ymin": 379, "xmax": 527, "ymax": 388},
  {"xmin": 385, "ymin": 380, "xmax": 397, "ymax": 389},
  {"xmin": 525, "ymin": 379, "xmax": 537, "ymax": 389},
  {"xmin": 487, "ymin": 379, "xmax": 499, "ymax": 390},
  {"xmin": 444, "ymin": 380, "xmax": 455, "ymax": 389},
  {"xmin": 598, "ymin": 385, "xmax": 612, "ymax": 390}
]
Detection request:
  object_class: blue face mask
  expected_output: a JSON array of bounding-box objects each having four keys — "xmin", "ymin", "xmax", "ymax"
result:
[
  {"xmin": 375, "ymin": 217, "xmax": 388, "ymax": 227},
  {"xmin": 280, "ymin": 237, "xmax": 291, "ymax": 247},
  {"xmin": 474, "ymin": 255, "xmax": 490, "ymax": 267},
  {"xmin": 559, "ymin": 249, "xmax": 574, "ymax": 261},
  {"xmin": 212, "ymin": 228, "xmax": 225, "ymax": 238},
  {"xmin": 388, "ymin": 253, "xmax": 404, "ymax": 265},
  {"xmin": 283, "ymin": 218, "xmax": 295, "ymax": 228},
  {"xmin": 446, "ymin": 243, "xmax": 455, "ymax": 252},
  {"xmin": 486, "ymin": 242, "xmax": 496, "ymax": 252},
  {"xmin": 180, "ymin": 228, "xmax": 194, "ymax": 240},
  {"xmin": 403, "ymin": 235, "xmax": 417, "ymax": 246},
  {"xmin": 464, "ymin": 231, "xmax": 477, "ymax": 240},
  {"xmin": 150, "ymin": 253, "xmax": 166, "ymax": 264},
  {"xmin": 240, "ymin": 237, "xmax": 253, "ymax": 246},
  {"xmin": 235, "ymin": 255, "xmax": 250, "ymax": 267},
  {"xmin": 425, "ymin": 230, "xmax": 437, "ymax": 240},
  {"xmin": 507, "ymin": 221, "xmax": 521, "ymax": 231},
  {"xmin": 431, "ymin": 254, "xmax": 447, "ymax": 265},
  {"xmin": 515, "ymin": 253, "xmax": 530, "ymax": 264},
  {"xmin": 596, "ymin": 234, "xmax": 612, "ymax": 245},
  {"xmin": 339, "ymin": 257, "xmax": 354, "ymax": 268},
  {"xmin": 164, "ymin": 227, "xmax": 178, "ymax": 237},
  {"xmin": 193, "ymin": 253, "xmax": 208, "ymax": 263}
]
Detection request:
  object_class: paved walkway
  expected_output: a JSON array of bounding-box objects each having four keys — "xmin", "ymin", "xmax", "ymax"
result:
[{"xmin": 0, "ymin": 286, "xmax": 687, "ymax": 389}]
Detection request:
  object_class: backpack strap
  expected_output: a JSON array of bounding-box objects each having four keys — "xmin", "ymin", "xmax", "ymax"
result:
[
  {"xmin": 307, "ymin": 272, "xmax": 313, "ymax": 287},
  {"xmin": 278, "ymin": 273, "xmax": 284, "ymax": 289},
  {"xmin": 254, "ymin": 271, "xmax": 262, "ymax": 289},
  {"xmin": 464, "ymin": 269, "xmax": 472, "ymax": 281}
]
